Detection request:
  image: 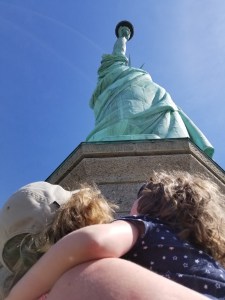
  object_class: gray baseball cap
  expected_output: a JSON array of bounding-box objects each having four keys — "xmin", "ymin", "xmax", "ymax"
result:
[{"xmin": 0, "ymin": 181, "xmax": 75, "ymax": 271}]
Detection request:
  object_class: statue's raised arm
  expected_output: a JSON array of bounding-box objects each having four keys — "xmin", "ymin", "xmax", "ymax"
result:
[{"xmin": 112, "ymin": 20, "xmax": 134, "ymax": 56}]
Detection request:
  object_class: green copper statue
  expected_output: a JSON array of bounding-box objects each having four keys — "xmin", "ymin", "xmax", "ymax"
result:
[{"xmin": 86, "ymin": 21, "xmax": 214, "ymax": 158}]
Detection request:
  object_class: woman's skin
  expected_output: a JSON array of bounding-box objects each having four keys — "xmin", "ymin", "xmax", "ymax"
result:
[{"xmin": 47, "ymin": 258, "xmax": 208, "ymax": 300}]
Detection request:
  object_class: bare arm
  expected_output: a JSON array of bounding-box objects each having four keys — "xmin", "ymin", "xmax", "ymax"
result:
[{"xmin": 6, "ymin": 220, "xmax": 139, "ymax": 300}]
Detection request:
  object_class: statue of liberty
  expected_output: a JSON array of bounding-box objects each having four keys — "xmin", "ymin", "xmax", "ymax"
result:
[{"xmin": 86, "ymin": 21, "xmax": 214, "ymax": 158}]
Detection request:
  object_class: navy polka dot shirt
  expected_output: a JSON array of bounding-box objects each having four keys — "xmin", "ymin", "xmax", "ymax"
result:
[{"xmin": 119, "ymin": 215, "xmax": 225, "ymax": 299}]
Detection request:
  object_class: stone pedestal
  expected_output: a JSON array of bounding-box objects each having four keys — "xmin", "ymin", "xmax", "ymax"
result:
[{"xmin": 46, "ymin": 138, "xmax": 225, "ymax": 214}]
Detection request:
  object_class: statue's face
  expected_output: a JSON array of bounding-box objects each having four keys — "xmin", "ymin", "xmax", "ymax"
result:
[{"xmin": 118, "ymin": 26, "xmax": 131, "ymax": 40}]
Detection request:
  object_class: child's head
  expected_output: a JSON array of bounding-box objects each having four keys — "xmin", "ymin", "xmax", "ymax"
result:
[
  {"xmin": 135, "ymin": 171, "xmax": 225, "ymax": 265},
  {"xmin": 33, "ymin": 183, "xmax": 117, "ymax": 248}
]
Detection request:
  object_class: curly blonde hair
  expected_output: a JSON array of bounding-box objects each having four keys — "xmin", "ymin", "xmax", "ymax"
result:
[
  {"xmin": 3, "ymin": 184, "xmax": 117, "ymax": 296},
  {"xmin": 137, "ymin": 171, "xmax": 225, "ymax": 267}
]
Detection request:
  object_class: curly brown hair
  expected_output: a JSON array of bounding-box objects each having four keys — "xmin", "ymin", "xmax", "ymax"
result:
[
  {"xmin": 3, "ymin": 184, "xmax": 117, "ymax": 296},
  {"xmin": 137, "ymin": 171, "xmax": 225, "ymax": 267},
  {"xmin": 38, "ymin": 184, "xmax": 117, "ymax": 246}
]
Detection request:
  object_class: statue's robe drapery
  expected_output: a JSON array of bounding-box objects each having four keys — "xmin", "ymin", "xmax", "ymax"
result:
[{"xmin": 86, "ymin": 54, "xmax": 214, "ymax": 158}]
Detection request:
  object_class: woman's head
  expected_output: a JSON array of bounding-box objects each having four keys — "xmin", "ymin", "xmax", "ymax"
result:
[
  {"xmin": 134, "ymin": 171, "xmax": 225, "ymax": 265},
  {"xmin": 0, "ymin": 181, "xmax": 75, "ymax": 272},
  {"xmin": 1, "ymin": 182, "xmax": 117, "ymax": 297},
  {"xmin": 0, "ymin": 182, "xmax": 116, "ymax": 273}
]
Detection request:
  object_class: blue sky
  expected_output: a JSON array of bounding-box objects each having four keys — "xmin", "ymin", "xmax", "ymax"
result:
[{"xmin": 1, "ymin": 0, "xmax": 225, "ymax": 205}]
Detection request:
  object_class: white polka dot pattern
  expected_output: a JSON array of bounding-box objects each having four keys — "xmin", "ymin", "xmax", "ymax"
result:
[{"xmin": 119, "ymin": 215, "xmax": 225, "ymax": 299}]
